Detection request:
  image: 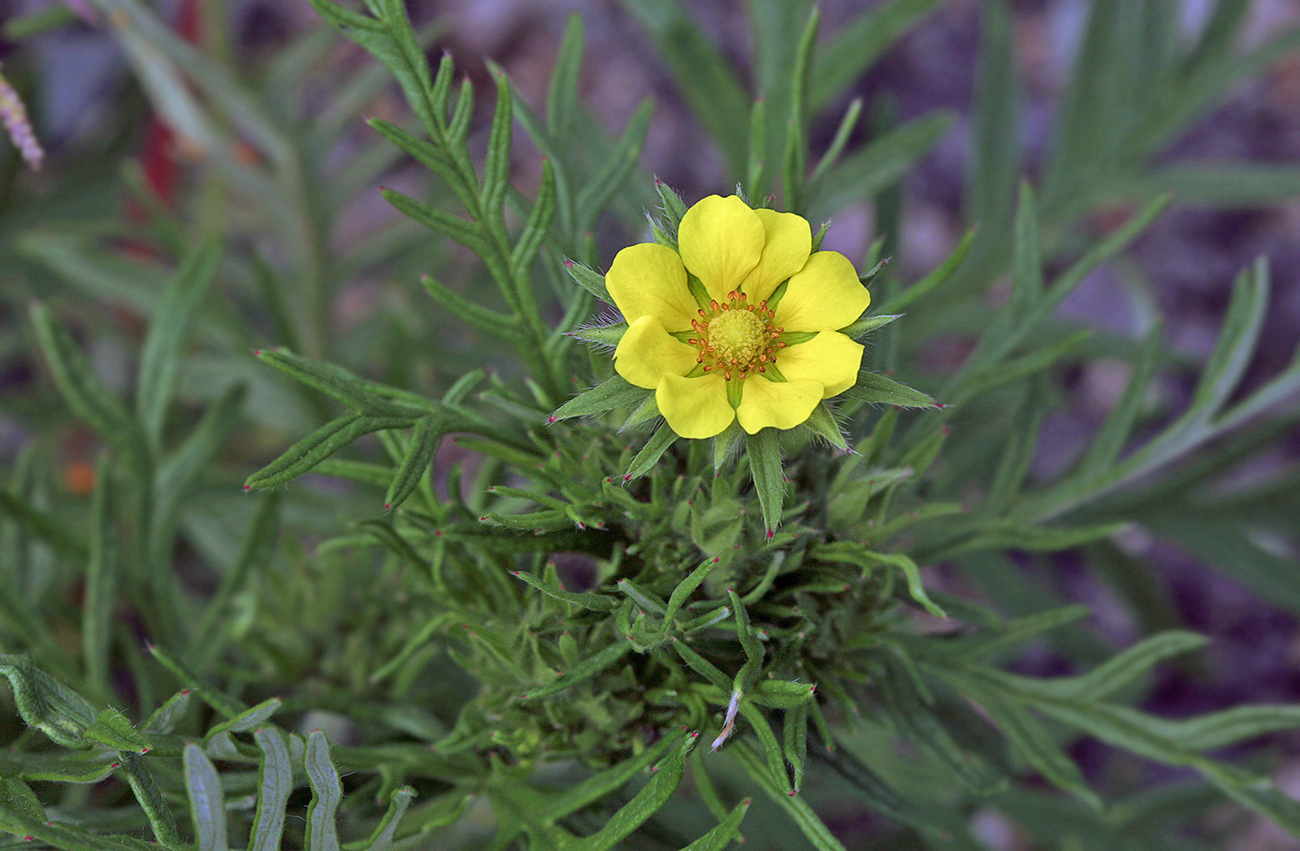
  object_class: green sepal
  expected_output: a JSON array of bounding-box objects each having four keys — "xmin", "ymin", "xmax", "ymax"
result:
[
  {"xmin": 564, "ymin": 259, "xmax": 612, "ymax": 303},
  {"xmin": 550, "ymin": 374, "xmax": 647, "ymax": 422},
  {"xmin": 621, "ymin": 392, "xmax": 661, "ymax": 429},
  {"xmin": 648, "ymin": 213, "xmax": 677, "ymax": 250},
  {"xmin": 654, "ymin": 179, "xmax": 688, "ymax": 235},
  {"xmin": 843, "ymin": 371, "xmax": 939, "ymax": 409},
  {"xmin": 802, "ymin": 402, "xmax": 848, "ymax": 451},
  {"xmin": 568, "ymin": 322, "xmax": 628, "ymax": 348},
  {"xmin": 859, "ymin": 255, "xmax": 889, "ymax": 285},
  {"xmin": 625, "ymin": 422, "xmax": 678, "ymax": 480},
  {"xmin": 713, "ymin": 420, "xmax": 743, "ymax": 472},
  {"xmin": 745, "ymin": 428, "xmax": 784, "ymax": 536},
  {"xmin": 811, "ymin": 220, "xmax": 831, "ymax": 253},
  {"xmin": 842, "ymin": 313, "xmax": 902, "ymax": 339}
]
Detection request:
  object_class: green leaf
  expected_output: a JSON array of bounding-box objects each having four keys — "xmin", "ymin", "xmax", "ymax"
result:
[
  {"xmin": 481, "ymin": 72, "xmax": 513, "ymax": 213},
  {"xmin": 0, "ymin": 776, "xmax": 156, "ymax": 849},
  {"xmin": 1189, "ymin": 258, "xmax": 1268, "ymax": 417},
  {"xmin": 733, "ymin": 743, "xmax": 847, "ymax": 851},
  {"xmin": 943, "ymin": 605, "xmax": 1092, "ymax": 664},
  {"xmin": 566, "ymin": 730, "xmax": 697, "ymax": 851},
  {"xmin": 249, "ymin": 728, "xmax": 293, "ymax": 851},
  {"xmin": 875, "ymin": 227, "xmax": 975, "ymax": 315},
  {"xmin": 1075, "ymin": 323, "xmax": 1163, "ymax": 475},
  {"xmin": 420, "ymin": 274, "xmax": 521, "ymax": 338},
  {"xmin": 244, "ymin": 413, "xmax": 419, "ymax": 490},
  {"xmin": 745, "ymin": 428, "xmax": 784, "ymax": 535},
  {"xmin": 663, "ymin": 559, "xmax": 719, "ymax": 627},
  {"xmin": 620, "ymin": 0, "xmax": 749, "ymax": 174},
  {"xmin": 145, "ymin": 689, "xmax": 193, "ymax": 735},
  {"xmin": 0, "ymin": 487, "xmax": 88, "ymax": 564},
  {"xmin": 382, "ymin": 187, "xmax": 483, "ymax": 249},
  {"xmin": 0, "ymin": 776, "xmax": 46, "ymax": 832},
  {"xmin": 184, "ymin": 743, "xmax": 230, "ymax": 851},
  {"xmin": 83, "ymin": 455, "xmax": 117, "ymax": 699},
  {"xmin": 780, "ymin": 7, "xmax": 819, "ymax": 214},
  {"xmin": 976, "ymin": 687, "xmax": 1101, "ymax": 809},
  {"xmin": 678, "ymin": 797, "xmax": 750, "ymax": 851},
  {"xmin": 576, "ymin": 99, "xmax": 655, "ymax": 234},
  {"xmin": 511, "ymin": 569, "xmax": 617, "ymax": 612},
  {"xmin": 29, "ymin": 303, "xmax": 148, "ymax": 470},
  {"xmin": 253, "ymin": 348, "xmax": 427, "ymax": 416},
  {"xmin": 521, "ymin": 639, "xmax": 629, "ymax": 702},
  {"xmin": 136, "ymin": 240, "xmax": 222, "ymax": 448},
  {"xmin": 547, "ymin": 14, "xmax": 583, "ymax": 142},
  {"xmin": 383, "ymin": 415, "xmax": 438, "ymax": 510},
  {"xmin": 814, "ymin": 738, "xmax": 953, "ymax": 836},
  {"xmin": 190, "ymin": 493, "xmax": 282, "ymax": 668},
  {"xmin": 546, "ymin": 730, "xmax": 681, "ymax": 824},
  {"xmin": 84, "ymin": 707, "xmax": 150, "ymax": 753},
  {"xmin": 204, "ymin": 698, "xmax": 282, "ymax": 742},
  {"xmin": 304, "ymin": 730, "xmax": 343, "ymax": 851},
  {"xmin": 147, "ymin": 643, "xmax": 248, "ymax": 719},
  {"xmin": 812, "ymin": 114, "xmax": 951, "ymax": 219},
  {"xmin": 626, "ymin": 422, "xmax": 678, "ymax": 480},
  {"xmin": 511, "ymin": 158, "xmax": 558, "ymax": 280},
  {"xmin": 750, "ymin": 679, "xmax": 818, "ymax": 710},
  {"xmin": 967, "ymin": 1, "xmax": 1019, "ymax": 243},
  {"xmin": 0, "ymin": 752, "xmax": 115, "ymax": 784},
  {"xmin": 870, "ymin": 552, "xmax": 944, "ymax": 618},
  {"xmin": 117, "ymin": 751, "xmax": 181, "ymax": 846},
  {"xmin": 957, "ymin": 521, "xmax": 1128, "ymax": 555},
  {"xmin": 363, "ymin": 786, "xmax": 416, "ymax": 851},
  {"xmin": 0, "ymin": 655, "xmax": 98, "ymax": 749},
  {"xmin": 154, "ymin": 382, "xmax": 247, "ymax": 535},
  {"xmin": 811, "ymin": 0, "xmax": 944, "ymax": 108}
]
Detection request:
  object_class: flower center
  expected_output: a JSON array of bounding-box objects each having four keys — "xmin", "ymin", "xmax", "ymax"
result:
[{"xmin": 689, "ymin": 290, "xmax": 785, "ymax": 380}]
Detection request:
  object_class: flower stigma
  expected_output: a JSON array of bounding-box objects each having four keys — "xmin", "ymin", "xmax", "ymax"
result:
[{"xmin": 690, "ymin": 290, "xmax": 785, "ymax": 380}]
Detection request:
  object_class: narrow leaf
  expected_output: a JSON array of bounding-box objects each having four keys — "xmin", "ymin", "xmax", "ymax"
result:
[
  {"xmin": 304, "ymin": 730, "xmax": 343, "ymax": 851},
  {"xmin": 184, "ymin": 743, "xmax": 229, "ymax": 851}
]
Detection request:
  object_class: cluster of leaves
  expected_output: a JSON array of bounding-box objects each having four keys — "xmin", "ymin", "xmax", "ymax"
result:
[{"xmin": 2, "ymin": 0, "xmax": 1300, "ymax": 849}]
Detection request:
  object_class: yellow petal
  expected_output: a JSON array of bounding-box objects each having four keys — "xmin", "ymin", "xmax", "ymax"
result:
[
  {"xmin": 656, "ymin": 373, "xmax": 736, "ymax": 438},
  {"xmin": 678, "ymin": 195, "xmax": 764, "ymax": 303},
  {"xmin": 614, "ymin": 315, "xmax": 701, "ymax": 390},
  {"xmin": 735, "ymin": 376, "xmax": 823, "ymax": 433},
  {"xmin": 776, "ymin": 331, "xmax": 864, "ymax": 397},
  {"xmin": 740, "ymin": 209, "xmax": 812, "ymax": 305},
  {"xmin": 774, "ymin": 251, "xmax": 872, "ymax": 331},
  {"xmin": 605, "ymin": 242, "xmax": 697, "ymax": 331}
]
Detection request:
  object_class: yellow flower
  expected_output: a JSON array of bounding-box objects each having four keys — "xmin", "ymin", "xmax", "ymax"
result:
[{"xmin": 607, "ymin": 195, "xmax": 870, "ymax": 439}]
